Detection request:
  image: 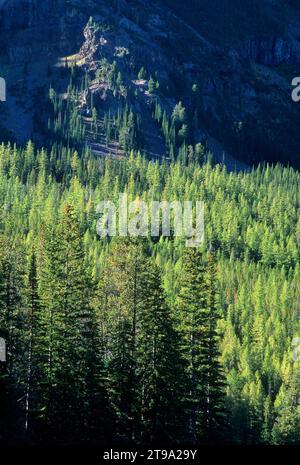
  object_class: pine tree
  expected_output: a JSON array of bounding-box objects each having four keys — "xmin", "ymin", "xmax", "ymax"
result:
[
  {"xmin": 176, "ymin": 249, "xmax": 226, "ymax": 443},
  {"xmin": 138, "ymin": 67, "xmax": 146, "ymax": 80},
  {"xmin": 272, "ymin": 369, "xmax": 300, "ymax": 444},
  {"xmin": 136, "ymin": 260, "xmax": 184, "ymax": 443},
  {"xmin": 0, "ymin": 235, "xmax": 26, "ymax": 442},
  {"xmin": 202, "ymin": 253, "xmax": 227, "ymax": 440},
  {"xmin": 24, "ymin": 252, "xmax": 41, "ymax": 434},
  {"xmin": 148, "ymin": 76, "xmax": 155, "ymax": 95},
  {"xmin": 37, "ymin": 205, "xmax": 110, "ymax": 442},
  {"xmin": 97, "ymin": 240, "xmax": 144, "ymax": 441}
]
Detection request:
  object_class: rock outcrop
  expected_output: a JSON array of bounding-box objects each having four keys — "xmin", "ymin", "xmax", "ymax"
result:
[{"xmin": 1, "ymin": 0, "xmax": 300, "ymax": 166}]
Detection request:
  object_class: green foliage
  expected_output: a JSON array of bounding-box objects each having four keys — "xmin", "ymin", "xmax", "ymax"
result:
[
  {"xmin": 0, "ymin": 142, "xmax": 299, "ymax": 444},
  {"xmin": 176, "ymin": 250, "xmax": 226, "ymax": 443}
]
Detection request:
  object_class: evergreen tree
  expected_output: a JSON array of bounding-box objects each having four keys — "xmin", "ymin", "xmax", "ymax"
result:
[
  {"xmin": 24, "ymin": 252, "xmax": 41, "ymax": 434},
  {"xmin": 176, "ymin": 250, "xmax": 226, "ymax": 443},
  {"xmin": 148, "ymin": 76, "xmax": 155, "ymax": 95},
  {"xmin": 136, "ymin": 260, "xmax": 183, "ymax": 443},
  {"xmin": 272, "ymin": 369, "xmax": 300, "ymax": 444},
  {"xmin": 0, "ymin": 236, "xmax": 26, "ymax": 442},
  {"xmin": 37, "ymin": 205, "xmax": 110, "ymax": 442},
  {"xmin": 98, "ymin": 240, "xmax": 144, "ymax": 441}
]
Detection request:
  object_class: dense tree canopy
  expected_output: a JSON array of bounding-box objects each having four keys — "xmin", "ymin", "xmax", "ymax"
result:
[{"xmin": 0, "ymin": 141, "xmax": 299, "ymax": 444}]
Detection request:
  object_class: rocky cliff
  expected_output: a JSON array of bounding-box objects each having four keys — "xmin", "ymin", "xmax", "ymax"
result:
[{"xmin": 1, "ymin": 0, "xmax": 300, "ymax": 167}]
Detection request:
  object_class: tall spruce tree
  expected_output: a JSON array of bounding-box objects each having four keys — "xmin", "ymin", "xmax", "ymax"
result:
[
  {"xmin": 136, "ymin": 260, "xmax": 184, "ymax": 444},
  {"xmin": 176, "ymin": 249, "xmax": 226, "ymax": 443},
  {"xmin": 272, "ymin": 369, "xmax": 300, "ymax": 444},
  {"xmin": 0, "ymin": 235, "xmax": 26, "ymax": 442},
  {"xmin": 37, "ymin": 204, "xmax": 110, "ymax": 442},
  {"xmin": 97, "ymin": 240, "xmax": 144, "ymax": 441},
  {"xmin": 24, "ymin": 251, "xmax": 41, "ymax": 435},
  {"xmin": 202, "ymin": 253, "xmax": 226, "ymax": 441}
]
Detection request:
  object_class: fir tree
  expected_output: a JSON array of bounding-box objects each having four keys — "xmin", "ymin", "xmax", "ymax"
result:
[
  {"xmin": 37, "ymin": 205, "xmax": 110, "ymax": 442},
  {"xmin": 136, "ymin": 260, "xmax": 183, "ymax": 443},
  {"xmin": 176, "ymin": 249, "xmax": 226, "ymax": 443},
  {"xmin": 272, "ymin": 369, "xmax": 300, "ymax": 444},
  {"xmin": 98, "ymin": 240, "xmax": 144, "ymax": 441},
  {"xmin": 24, "ymin": 252, "xmax": 41, "ymax": 434}
]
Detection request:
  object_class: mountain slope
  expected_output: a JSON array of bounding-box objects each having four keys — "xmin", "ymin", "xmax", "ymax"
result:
[{"xmin": 0, "ymin": 0, "xmax": 300, "ymax": 167}]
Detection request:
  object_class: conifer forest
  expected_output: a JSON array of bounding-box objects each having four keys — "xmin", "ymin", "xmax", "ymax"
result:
[{"xmin": 0, "ymin": 0, "xmax": 300, "ymax": 452}]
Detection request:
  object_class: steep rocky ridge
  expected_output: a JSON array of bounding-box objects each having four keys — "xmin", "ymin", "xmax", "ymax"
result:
[{"xmin": 1, "ymin": 0, "xmax": 300, "ymax": 167}]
